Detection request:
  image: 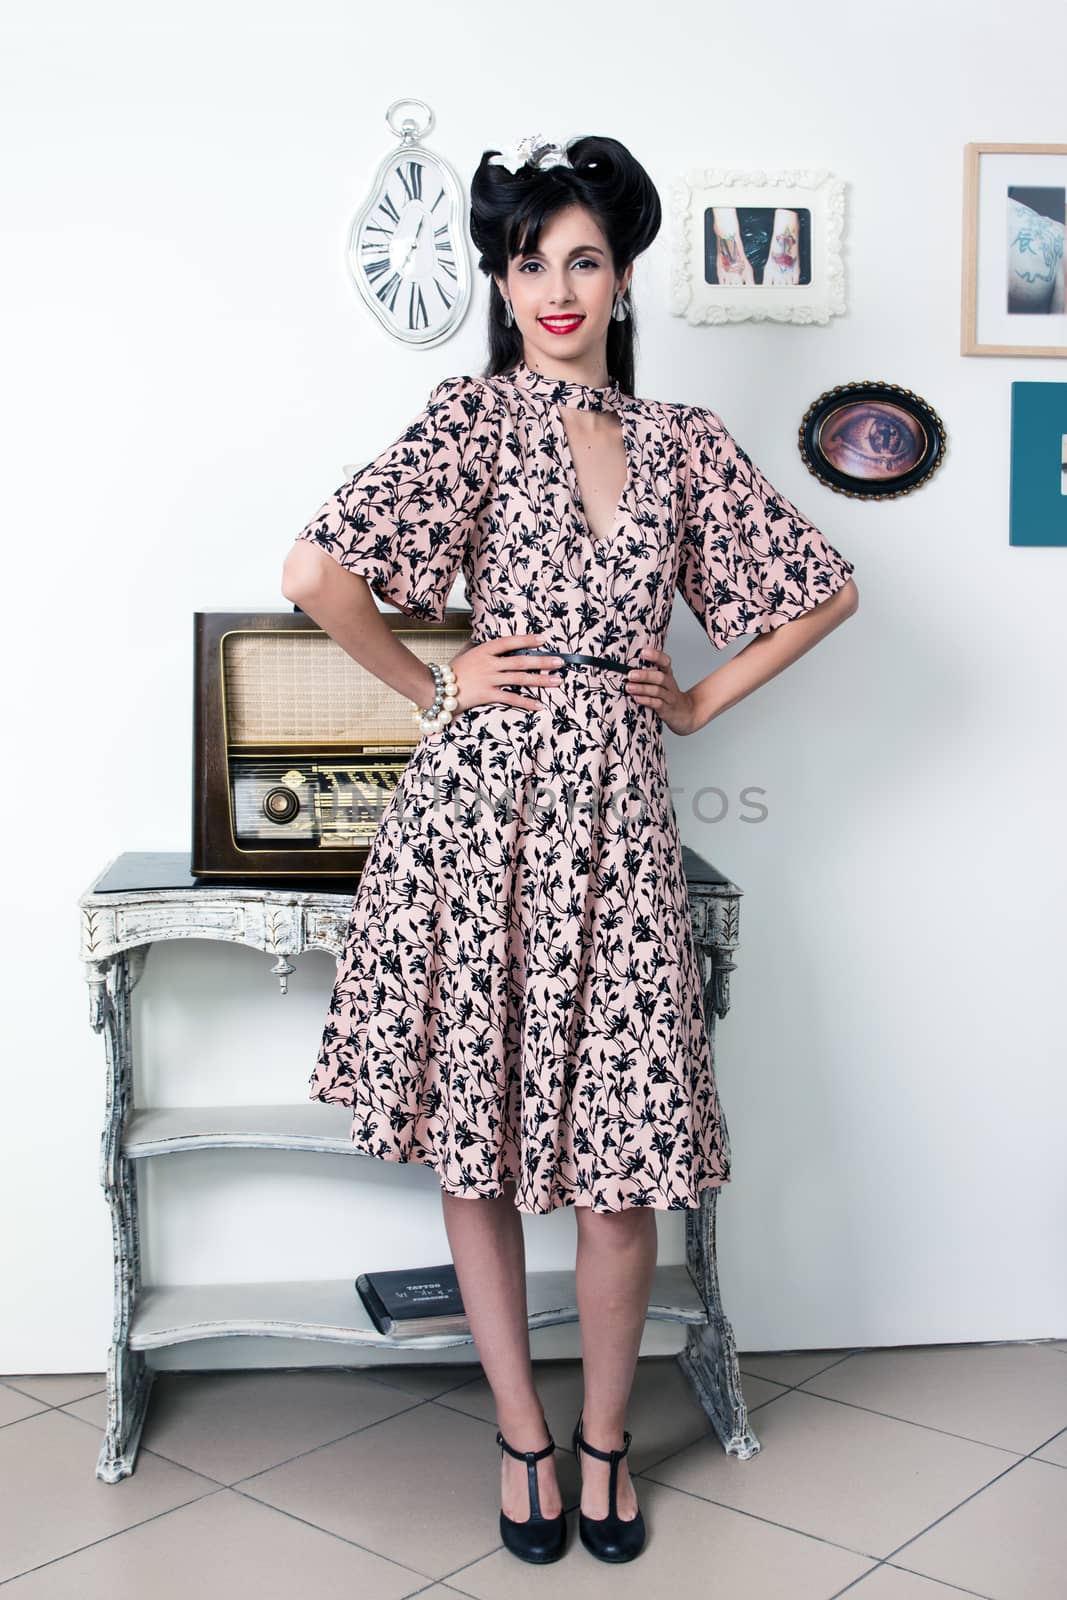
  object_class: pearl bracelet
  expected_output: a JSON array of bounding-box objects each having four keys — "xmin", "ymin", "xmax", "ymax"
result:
[{"xmin": 410, "ymin": 660, "xmax": 458, "ymax": 736}]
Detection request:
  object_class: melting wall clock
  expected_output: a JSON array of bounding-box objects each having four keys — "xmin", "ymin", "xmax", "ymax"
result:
[{"xmin": 347, "ymin": 99, "xmax": 470, "ymax": 347}]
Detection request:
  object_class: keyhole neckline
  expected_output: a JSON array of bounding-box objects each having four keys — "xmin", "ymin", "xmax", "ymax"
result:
[
  {"xmin": 508, "ymin": 357, "xmax": 626, "ymax": 414},
  {"xmin": 552, "ymin": 398, "xmax": 633, "ymax": 550}
]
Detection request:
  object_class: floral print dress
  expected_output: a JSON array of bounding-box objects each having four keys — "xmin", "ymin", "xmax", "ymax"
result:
[{"xmin": 293, "ymin": 358, "xmax": 854, "ymax": 1213}]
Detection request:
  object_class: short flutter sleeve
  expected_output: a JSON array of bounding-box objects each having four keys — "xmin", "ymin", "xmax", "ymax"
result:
[
  {"xmin": 294, "ymin": 374, "xmax": 499, "ymax": 622},
  {"xmin": 677, "ymin": 404, "xmax": 855, "ymax": 649}
]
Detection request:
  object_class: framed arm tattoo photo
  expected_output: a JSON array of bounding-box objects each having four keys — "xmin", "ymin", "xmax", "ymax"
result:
[
  {"xmin": 669, "ymin": 167, "xmax": 846, "ymax": 325},
  {"xmin": 961, "ymin": 142, "xmax": 1067, "ymax": 357}
]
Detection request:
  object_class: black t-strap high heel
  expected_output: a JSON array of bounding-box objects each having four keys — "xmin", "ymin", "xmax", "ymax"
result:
[
  {"xmin": 495, "ymin": 1428, "xmax": 567, "ymax": 1563},
  {"xmin": 572, "ymin": 1409, "xmax": 647, "ymax": 1561}
]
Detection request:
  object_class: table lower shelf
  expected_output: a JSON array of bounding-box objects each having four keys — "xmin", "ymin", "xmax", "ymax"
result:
[
  {"xmin": 124, "ymin": 1103, "xmax": 372, "ymax": 1156},
  {"xmin": 129, "ymin": 1266, "xmax": 707, "ymax": 1351}
]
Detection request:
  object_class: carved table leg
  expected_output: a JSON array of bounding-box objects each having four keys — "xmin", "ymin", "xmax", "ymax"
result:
[
  {"xmin": 86, "ymin": 950, "xmax": 154, "ymax": 1481},
  {"xmin": 679, "ymin": 1186, "xmax": 760, "ymax": 1459},
  {"xmin": 675, "ymin": 939, "xmax": 760, "ymax": 1460}
]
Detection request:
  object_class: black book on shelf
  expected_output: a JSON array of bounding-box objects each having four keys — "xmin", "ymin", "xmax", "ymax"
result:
[{"xmin": 356, "ymin": 1261, "xmax": 470, "ymax": 1339}]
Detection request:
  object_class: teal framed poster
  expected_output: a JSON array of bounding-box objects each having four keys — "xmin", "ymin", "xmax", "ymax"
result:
[{"xmin": 1009, "ymin": 382, "xmax": 1067, "ymax": 546}]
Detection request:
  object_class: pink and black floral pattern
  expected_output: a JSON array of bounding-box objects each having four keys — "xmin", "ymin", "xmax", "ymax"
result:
[{"xmin": 294, "ymin": 360, "xmax": 854, "ymax": 1213}]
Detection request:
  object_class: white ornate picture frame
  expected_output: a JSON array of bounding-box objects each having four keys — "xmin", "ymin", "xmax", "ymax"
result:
[{"xmin": 670, "ymin": 167, "xmax": 846, "ymax": 325}]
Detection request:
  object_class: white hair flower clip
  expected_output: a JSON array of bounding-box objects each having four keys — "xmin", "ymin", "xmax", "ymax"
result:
[{"xmin": 488, "ymin": 133, "xmax": 579, "ymax": 175}]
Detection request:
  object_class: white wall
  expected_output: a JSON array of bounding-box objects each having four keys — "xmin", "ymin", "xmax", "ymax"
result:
[{"xmin": 3, "ymin": 0, "xmax": 1065, "ymax": 1373}]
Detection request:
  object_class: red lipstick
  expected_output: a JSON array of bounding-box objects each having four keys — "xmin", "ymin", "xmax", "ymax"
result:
[{"xmin": 538, "ymin": 315, "xmax": 585, "ymax": 336}]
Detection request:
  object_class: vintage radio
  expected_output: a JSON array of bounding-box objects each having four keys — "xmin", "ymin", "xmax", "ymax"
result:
[{"xmin": 192, "ymin": 608, "xmax": 472, "ymax": 882}]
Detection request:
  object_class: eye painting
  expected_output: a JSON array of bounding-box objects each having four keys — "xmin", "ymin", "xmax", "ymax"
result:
[
  {"xmin": 817, "ymin": 403, "xmax": 926, "ymax": 481},
  {"xmin": 799, "ymin": 381, "xmax": 947, "ymax": 500}
]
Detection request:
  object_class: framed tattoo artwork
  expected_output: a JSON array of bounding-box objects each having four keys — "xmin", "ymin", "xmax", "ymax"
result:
[
  {"xmin": 1009, "ymin": 382, "xmax": 1067, "ymax": 546},
  {"xmin": 669, "ymin": 167, "xmax": 846, "ymax": 325},
  {"xmin": 961, "ymin": 143, "xmax": 1067, "ymax": 357},
  {"xmin": 798, "ymin": 381, "xmax": 947, "ymax": 500}
]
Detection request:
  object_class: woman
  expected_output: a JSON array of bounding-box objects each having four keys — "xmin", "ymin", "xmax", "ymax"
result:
[{"xmin": 281, "ymin": 132, "xmax": 858, "ymax": 1567}]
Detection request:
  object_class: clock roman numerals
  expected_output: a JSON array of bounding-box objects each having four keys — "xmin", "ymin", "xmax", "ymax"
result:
[
  {"xmin": 408, "ymin": 283, "xmax": 428, "ymax": 329},
  {"xmin": 368, "ymin": 266, "xmax": 403, "ymax": 313},
  {"xmin": 395, "ymin": 160, "xmax": 423, "ymax": 202},
  {"xmin": 377, "ymin": 191, "xmax": 401, "ymax": 228},
  {"xmin": 434, "ymin": 223, "xmax": 457, "ymax": 295}
]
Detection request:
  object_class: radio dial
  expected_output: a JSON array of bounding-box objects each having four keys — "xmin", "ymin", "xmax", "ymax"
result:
[{"xmin": 263, "ymin": 786, "xmax": 300, "ymax": 825}]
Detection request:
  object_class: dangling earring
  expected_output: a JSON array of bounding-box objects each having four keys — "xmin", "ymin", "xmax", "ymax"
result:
[
  {"xmin": 503, "ymin": 297, "xmax": 515, "ymax": 328},
  {"xmin": 612, "ymin": 290, "xmax": 630, "ymax": 322}
]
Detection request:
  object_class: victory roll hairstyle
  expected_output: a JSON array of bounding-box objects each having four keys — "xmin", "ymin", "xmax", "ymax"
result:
[{"xmin": 468, "ymin": 134, "xmax": 662, "ymax": 394}]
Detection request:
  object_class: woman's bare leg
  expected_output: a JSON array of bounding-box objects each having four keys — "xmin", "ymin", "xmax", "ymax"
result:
[
  {"xmin": 441, "ymin": 1179, "xmax": 563, "ymax": 1520},
  {"xmin": 574, "ymin": 1206, "xmax": 658, "ymax": 1518}
]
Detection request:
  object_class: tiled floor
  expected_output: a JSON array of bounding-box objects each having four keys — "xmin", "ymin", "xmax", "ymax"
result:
[{"xmin": 2, "ymin": 1342, "xmax": 1065, "ymax": 1598}]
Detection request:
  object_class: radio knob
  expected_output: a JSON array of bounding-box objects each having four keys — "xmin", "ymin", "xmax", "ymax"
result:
[{"xmin": 263, "ymin": 786, "xmax": 300, "ymax": 824}]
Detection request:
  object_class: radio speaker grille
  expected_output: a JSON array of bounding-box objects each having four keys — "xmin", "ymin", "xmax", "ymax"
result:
[{"xmin": 223, "ymin": 626, "xmax": 471, "ymax": 745}]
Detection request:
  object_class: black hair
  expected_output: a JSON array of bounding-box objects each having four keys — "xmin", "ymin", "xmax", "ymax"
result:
[{"xmin": 468, "ymin": 134, "xmax": 662, "ymax": 395}]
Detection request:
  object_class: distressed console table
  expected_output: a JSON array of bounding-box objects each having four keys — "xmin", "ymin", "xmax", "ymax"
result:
[{"xmin": 78, "ymin": 849, "xmax": 758, "ymax": 1482}]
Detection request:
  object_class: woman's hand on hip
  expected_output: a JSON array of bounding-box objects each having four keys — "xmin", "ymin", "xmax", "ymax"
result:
[
  {"xmin": 449, "ymin": 633, "xmax": 564, "ymax": 714},
  {"xmin": 625, "ymin": 647, "xmax": 699, "ymax": 735}
]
